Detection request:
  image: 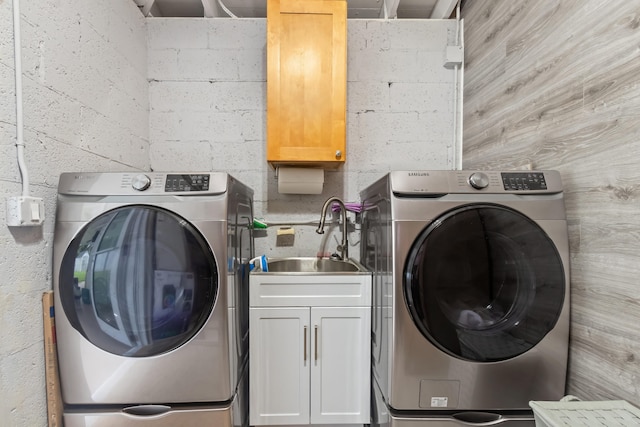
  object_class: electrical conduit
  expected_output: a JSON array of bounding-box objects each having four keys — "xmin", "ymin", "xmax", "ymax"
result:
[
  {"xmin": 453, "ymin": 0, "xmax": 463, "ymax": 170},
  {"xmin": 12, "ymin": 0, "xmax": 30, "ymax": 197}
]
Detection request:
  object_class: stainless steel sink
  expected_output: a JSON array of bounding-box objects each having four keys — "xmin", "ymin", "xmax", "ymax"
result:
[{"xmin": 255, "ymin": 257, "xmax": 368, "ymax": 274}]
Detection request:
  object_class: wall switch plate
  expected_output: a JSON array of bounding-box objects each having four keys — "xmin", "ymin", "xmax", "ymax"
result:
[{"xmin": 6, "ymin": 196, "xmax": 45, "ymax": 227}]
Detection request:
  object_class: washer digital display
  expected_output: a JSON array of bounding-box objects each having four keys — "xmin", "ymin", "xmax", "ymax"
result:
[
  {"xmin": 501, "ymin": 172, "xmax": 547, "ymax": 191},
  {"xmin": 165, "ymin": 174, "xmax": 210, "ymax": 192}
]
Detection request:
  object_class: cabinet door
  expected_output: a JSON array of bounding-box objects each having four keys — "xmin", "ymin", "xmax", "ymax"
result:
[
  {"xmin": 310, "ymin": 306, "xmax": 371, "ymax": 424},
  {"xmin": 267, "ymin": 0, "xmax": 347, "ymax": 168},
  {"xmin": 249, "ymin": 307, "xmax": 310, "ymax": 426}
]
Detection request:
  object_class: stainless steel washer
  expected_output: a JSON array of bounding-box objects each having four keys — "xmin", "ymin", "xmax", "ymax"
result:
[
  {"xmin": 360, "ymin": 170, "xmax": 570, "ymax": 426},
  {"xmin": 53, "ymin": 172, "xmax": 254, "ymax": 426}
]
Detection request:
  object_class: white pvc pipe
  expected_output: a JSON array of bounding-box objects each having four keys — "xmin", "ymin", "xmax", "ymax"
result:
[
  {"xmin": 217, "ymin": 0, "xmax": 237, "ymax": 18},
  {"xmin": 455, "ymin": 0, "xmax": 461, "ymax": 43},
  {"xmin": 453, "ymin": 63, "xmax": 460, "ymax": 170},
  {"xmin": 457, "ymin": 19, "xmax": 465, "ymax": 170},
  {"xmin": 452, "ymin": 0, "xmax": 463, "ymax": 170},
  {"xmin": 12, "ymin": 0, "xmax": 29, "ymax": 197}
]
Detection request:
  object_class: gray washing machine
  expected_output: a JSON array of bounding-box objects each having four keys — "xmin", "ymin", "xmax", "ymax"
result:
[
  {"xmin": 360, "ymin": 170, "xmax": 570, "ymax": 427},
  {"xmin": 53, "ymin": 172, "xmax": 253, "ymax": 426}
]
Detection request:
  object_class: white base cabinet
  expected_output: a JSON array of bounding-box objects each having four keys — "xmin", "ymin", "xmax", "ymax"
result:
[
  {"xmin": 250, "ymin": 307, "xmax": 309, "ymax": 426},
  {"xmin": 249, "ymin": 273, "xmax": 371, "ymax": 426}
]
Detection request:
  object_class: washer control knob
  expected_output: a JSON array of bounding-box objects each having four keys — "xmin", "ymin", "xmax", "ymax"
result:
[
  {"xmin": 468, "ymin": 172, "xmax": 489, "ymax": 189},
  {"xmin": 132, "ymin": 174, "xmax": 152, "ymax": 191}
]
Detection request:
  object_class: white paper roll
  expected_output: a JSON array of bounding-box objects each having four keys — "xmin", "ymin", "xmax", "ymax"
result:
[{"xmin": 277, "ymin": 167, "xmax": 324, "ymax": 194}]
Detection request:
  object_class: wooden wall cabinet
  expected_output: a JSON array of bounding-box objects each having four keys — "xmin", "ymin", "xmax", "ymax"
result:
[{"xmin": 267, "ymin": 0, "xmax": 347, "ymax": 169}]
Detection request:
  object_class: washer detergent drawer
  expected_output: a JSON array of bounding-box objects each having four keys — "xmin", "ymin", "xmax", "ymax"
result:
[{"xmin": 63, "ymin": 404, "xmax": 235, "ymax": 427}]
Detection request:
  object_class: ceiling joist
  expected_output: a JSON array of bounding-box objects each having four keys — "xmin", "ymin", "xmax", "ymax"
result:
[
  {"xmin": 132, "ymin": 0, "xmax": 452, "ymax": 20},
  {"xmin": 430, "ymin": 0, "xmax": 459, "ymax": 19}
]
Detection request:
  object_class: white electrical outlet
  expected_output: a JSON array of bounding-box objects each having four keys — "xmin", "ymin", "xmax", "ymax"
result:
[{"xmin": 6, "ymin": 196, "xmax": 45, "ymax": 227}]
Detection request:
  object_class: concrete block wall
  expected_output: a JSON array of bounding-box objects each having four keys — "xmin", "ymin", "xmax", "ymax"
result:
[
  {"xmin": 0, "ymin": 8, "xmax": 460, "ymax": 424},
  {"xmin": 0, "ymin": 0, "xmax": 148, "ymax": 425},
  {"xmin": 148, "ymin": 18, "xmax": 460, "ymax": 259}
]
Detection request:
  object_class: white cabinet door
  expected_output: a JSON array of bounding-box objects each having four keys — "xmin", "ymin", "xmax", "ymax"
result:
[
  {"xmin": 310, "ymin": 306, "xmax": 371, "ymax": 424},
  {"xmin": 249, "ymin": 307, "xmax": 310, "ymax": 426}
]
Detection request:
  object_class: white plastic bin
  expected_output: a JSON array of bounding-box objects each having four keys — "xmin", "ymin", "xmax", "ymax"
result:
[{"xmin": 530, "ymin": 397, "xmax": 640, "ymax": 426}]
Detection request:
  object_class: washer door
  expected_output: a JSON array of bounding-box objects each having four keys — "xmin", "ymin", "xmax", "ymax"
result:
[
  {"xmin": 404, "ymin": 204, "xmax": 565, "ymax": 362},
  {"xmin": 59, "ymin": 205, "xmax": 218, "ymax": 357}
]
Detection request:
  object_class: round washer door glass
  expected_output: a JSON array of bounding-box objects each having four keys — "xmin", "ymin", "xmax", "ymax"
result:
[
  {"xmin": 60, "ymin": 205, "xmax": 218, "ymax": 357},
  {"xmin": 404, "ymin": 204, "xmax": 565, "ymax": 362}
]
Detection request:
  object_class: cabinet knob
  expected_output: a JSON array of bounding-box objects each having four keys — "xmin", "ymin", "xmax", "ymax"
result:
[{"xmin": 335, "ymin": 150, "xmax": 342, "ymax": 159}]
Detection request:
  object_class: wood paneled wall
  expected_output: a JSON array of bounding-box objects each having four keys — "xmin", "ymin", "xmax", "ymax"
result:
[{"xmin": 462, "ymin": 0, "xmax": 640, "ymax": 405}]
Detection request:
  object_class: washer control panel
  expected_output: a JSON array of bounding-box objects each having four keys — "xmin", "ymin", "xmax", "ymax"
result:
[
  {"xmin": 58, "ymin": 172, "xmax": 228, "ymax": 195},
  {"xmin": 501, "ymin": 172, "xmax": 547, "ymax": 191},
  {"xmin": 164, "ymin": 174, "xmax": 210, "ymax": 192},
  {"xmin": 389, "ymin": 171, "xmax": 561, "ymax": 195}
]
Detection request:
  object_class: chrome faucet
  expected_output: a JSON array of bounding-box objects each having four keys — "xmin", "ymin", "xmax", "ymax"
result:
[{"xmin": 316, "ymin": 197, "xmax": 348, "ymax": 260}]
